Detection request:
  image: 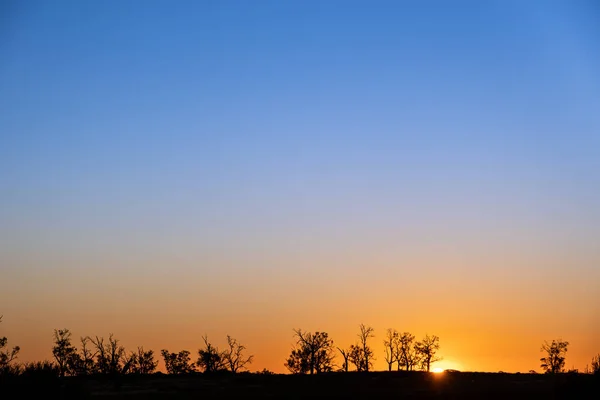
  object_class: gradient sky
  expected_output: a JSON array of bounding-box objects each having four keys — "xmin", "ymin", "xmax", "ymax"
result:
[{"xmin": 1, "ymin": 0, "xmax": 599, "ymax": 373}]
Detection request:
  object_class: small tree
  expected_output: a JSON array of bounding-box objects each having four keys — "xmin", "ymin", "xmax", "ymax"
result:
[
  {"xmin": 285, "ymin": 329, "xmax": 335, "ymax": 374},
  {"xmin": 0, "ymin": 316, "xmax": 20, "ymax": 372},
  {"xmin": 223, "ymin": 335, "xmax": 253, "ymax": 373},
  {"xmin": 161, "ymin": 349, "xmax": 195, "ymax": 374},
  {"xmin": 349, "ymin": 344, "xmax": 367, "ymax": 371},
  {"xmin": 590, "ymin": 354, "xmax": 600, "ymax": 375},
  {"xmin": 415, "ymin": 334, "xmax": 441, "ymax": 372},
  {"xmin": 129, "ymin": 347, "xmax": 157, "ymax": 374},
  {"xmin": 383, "ymin": 328, "xmax": 399, "ymax": 372},
  {"xmin": 52, "ymin": 329, "xmax": 78, "ymax": 377},
  {"xmin": 540, "ymin": 339, "xmax": 569, "ymax": 374},
  {"xmin": 197, "ymin": 335, "xmax": 225, "ymax": 373},
  {"xmin": 337, "ymin": 347, "xmax": 350, "ymax": 372},
  {"xmin": 90, "ymin": 334, "xmax": 131, "ymax": 375}
]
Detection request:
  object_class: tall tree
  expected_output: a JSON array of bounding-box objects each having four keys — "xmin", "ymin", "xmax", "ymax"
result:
[
  {"xmin": 75, "ymin": 336, "xmax": 97, "ymax": 375},
  {"xmin": 415, "ymin": 334, "xmax": 441, "ymax": 372},
  {"xmin": 223, "ymin": 335, "xmax": 253, "ymax": 373},
  {"xmin": 540, "ymin": 339, "xmax": 569, "ymax": 374},
  {"xmin": 383, "ymin": 328, "xmax": 399, "ymax": 372},
  {"xmin": 285, "ymin": 329, "xmax": 335, "ymax": 374},
  {"xmin": 160, "ymin": 349, "xmax": 195, "ymax": 374},
  {"xmin": 357, "ymin": 324, "xmax": 375, "ymax": 372},
  {"xmin": 396, "ymin": 332, "xmax": 420, "ymax": 371}
]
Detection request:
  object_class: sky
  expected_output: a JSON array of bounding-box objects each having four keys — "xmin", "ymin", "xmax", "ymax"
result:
[{"xmin": 1, "ymin": 0, "xmax": 599, "ymax": 373}]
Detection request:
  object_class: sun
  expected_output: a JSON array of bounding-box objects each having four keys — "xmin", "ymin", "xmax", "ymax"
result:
[{"xmin": 431, "ymin": 360, "xmax": 463, "ymax": 373}]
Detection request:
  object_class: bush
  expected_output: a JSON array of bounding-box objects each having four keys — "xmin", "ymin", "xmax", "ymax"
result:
[
  {"xmin": 258, "ymin": 368, "xmax": 275, "ymax": 375},
  {"xmin": 21, "ymin": 360, "xmax": 60, "ymax": 380}
]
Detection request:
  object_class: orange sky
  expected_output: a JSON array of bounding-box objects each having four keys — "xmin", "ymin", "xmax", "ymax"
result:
[{"xmin": 3, "ymin": 245, "xmax": 599, "ymax": 373}]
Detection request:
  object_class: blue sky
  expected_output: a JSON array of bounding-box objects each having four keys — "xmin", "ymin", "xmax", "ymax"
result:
[
  {"xmin": 2, "ymin": 0, "xmax": 598, "ymax": 257},
  {"xmin": 1, "ymin": 0, "xmax": 599, "ymax": 372}
]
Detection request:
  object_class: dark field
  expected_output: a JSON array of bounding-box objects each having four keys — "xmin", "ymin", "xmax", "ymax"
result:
[{"xmin": 3, "ymin": 371, "xmax": 598, "ymax": 399}]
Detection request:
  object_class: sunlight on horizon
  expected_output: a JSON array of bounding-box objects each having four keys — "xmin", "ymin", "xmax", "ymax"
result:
[{"xmin": 432, "ymin": 360, "xmax": 463, "ymax": 373}]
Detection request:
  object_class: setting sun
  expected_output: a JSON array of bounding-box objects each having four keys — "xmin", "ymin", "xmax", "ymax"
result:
[{"xmin": 432, "ymin": 360, "xmax": 463, "ymax": 372}]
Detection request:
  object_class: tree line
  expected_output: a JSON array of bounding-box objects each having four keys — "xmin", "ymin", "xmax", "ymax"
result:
[
  {"xmin": 285, "ymin": 324, "xmax": 442, "ymax": 374},
  {"xmin": 0, "ymin": 316, "xmax": 253, "ymax": 377},
  {"xmin": 1, "ymin": 316, "xmax": 599, "ymax": 377}
]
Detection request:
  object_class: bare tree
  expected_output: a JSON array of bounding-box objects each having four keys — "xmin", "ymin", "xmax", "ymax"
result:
[
  {"xmin": 90, "ymin": 334, "xmax": 131, "ymax": 375},
  {"xmin": 129, "ymin": 347, "xmax": 158, "ymax": 374},
  {"xmin": 223, "ymin": 335, "xmax": 253, "ymax": 373},
  {"xmin": 197, "ymin": 335, "xmax": 226, "ymax": 373},
  {"xmin": 383, "ymin": 328, "xmax": 399, "ymax": 372},
  {"xmin": 75, "ymin": 336, "xmax": 97, "ymax": 375},
  {"xmin": 285, "ymin": 329, "xmax": 335, "ymax": 374},
  {"xmin": 357, "ymin": 324, "xmax": 375, "ymax": 372},
  {"xmin": 415, "ymin": 334, "xmax": 441, "ymax": 372},
  {"xmin": 0, "ymin": 316, "xmax": 20, "ymax": 371},
  {"xmin": 540, "ymin": 339, "xmax": 569, "ymax": 374},
  {"xmin": 396, "ymin": 332, "xmax": 420, "ymax": 371},
  {"xmin": 160, "ymin": 349, "xmax": 195, "ymax": 374},
  {"xmin": 337, "ymin": 347, "xmax": 350, "ymax": 372}
]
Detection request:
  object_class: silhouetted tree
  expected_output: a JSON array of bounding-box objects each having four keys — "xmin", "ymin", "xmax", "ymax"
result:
[
  {"xmin": 73, "ymin": 336, "xmax": 97, "ymax": 375},
  {"xmin": 349, "ymin": 344, "xmax": 367, "ymax": 371},
  {"xmin": 51, "ymin": 331, "xmax": 97, "ymax": 376},
  {"xmin": 337, "ymin": 347, "xmax": 350, "ymax": 372},
  {"xmin": 90, "ymin": 334, "xmax": 131, "ymax": 375},
  {"xmin": 197, "ymin": 335, "xmax": 226, "ymax": 373},
  {"xmin": 286, "ymin": 347, "xmax": 309, "ymax": 374},
  {"xmin": 383, "ymin": 328, "xmax": 399, "ymax": 372},
  {"xmin": 357, "ymin": 324, "xmax": 375, "ymax": 372},
  {"xmin": 0, "ymin": 316, "xmax": 20, "ymax": 372},
  {"xmin": 52, "ymin": 329, "xmax": 78, "ymax": 377},
  {"xmin": 396, "ymin": 332, "xmax": 420, "ymax": 371},
  {"xmin": 128, "ymin": 347, "xmax": 157, "ymax": 374},
  {"xmin": 415, "ymin": 334, "xmax": 441, "ymax": 372},
  {"xmin": 223, "ymin": 335, "xmax": 253, "ymax": 373},
  {"xmin": 161, "ymin": 349, "xmax": 195, "ymax": 374},
  {"xmin": 540, "ymin": 339, "xmax": 569, "ymax": 374},
  {"xmin": 591, "ymin": 354, "xmax": 600, "ymax": 375},
  {"xmin": 285, "ymin": 329, "xmax": 335, "ymax": 374}
]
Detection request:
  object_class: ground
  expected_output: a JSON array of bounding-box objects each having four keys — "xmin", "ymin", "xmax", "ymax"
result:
[{"xmin": 2, "ymin": 370, "xmax": 597, "ymax": 399}]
